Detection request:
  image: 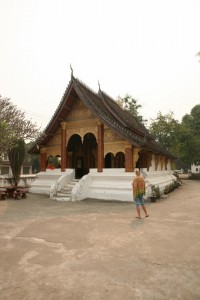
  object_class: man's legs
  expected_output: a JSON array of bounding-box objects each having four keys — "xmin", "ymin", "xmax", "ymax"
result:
[
  {"xmin": 136, "ymin": 205, "xmax": 141, "ymax": 218},
  {"xmin": 134, "ymin": 196, "xmax": 149, "ymax": 218},
  {"xmin": 141, "ymin": 204, "xmax": 149, "ymax": 217}
]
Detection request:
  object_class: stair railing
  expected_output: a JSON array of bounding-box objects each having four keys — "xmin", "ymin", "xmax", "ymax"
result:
[{"xmin": 50, "ymin": 169, "xmax": 75, "ymax": 199}]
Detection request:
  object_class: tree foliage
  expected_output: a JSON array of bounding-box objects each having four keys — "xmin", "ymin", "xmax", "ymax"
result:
[
  {"xmin": 180, "ymin": 104, "xmax": 200, "ymax": 165},
  {"xmin": 0, "ymin": 95, "xmax": 41, "ymax": 155},
  {"xmin": 116, "ymin": 94, "xmax": 147, "ymax": 124},
  {"xmin": 149, "ymin": 105, "xmax": 200, "ymax": 168},
  {"xmin": 8, "ymin": 139, "xmax": 26, "ymax": 186},
  {"xmin": 149, "ymin": 111, "xmax": 181, "ymax": 154}
]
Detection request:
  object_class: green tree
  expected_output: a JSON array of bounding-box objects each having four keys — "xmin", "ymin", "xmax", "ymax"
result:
[
  {"xmin": 116, "ymin": 94, "xmax": 147, "ymax": 124},
  {"xmin": 149, "ymin": 111, "xmax": 181, "ymax": 155},
  {"xmin": 149, "ymin": 106, "xmax": 200, "ymax": 169},
  {"xmin": 0, "ymin": 95, "xmax": 41, "ymax": 155},
  {"xmin": 0, "ymin": 121, "xmax": 13, "ymax": 158},
  {"xmin": 8, "ymin": 139, "xmax": 26, "ymax": 186},
  {"xmin": 180, "ymin": 104, "xmax": 200, "ymax": 165}
]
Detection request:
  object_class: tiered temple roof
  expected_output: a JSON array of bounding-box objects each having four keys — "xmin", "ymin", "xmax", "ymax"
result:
[{"xmin": 30, "ymin": 75, "xmax": 175, "ymax": 158}]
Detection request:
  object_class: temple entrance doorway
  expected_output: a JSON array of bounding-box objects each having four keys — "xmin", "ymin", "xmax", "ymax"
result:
[
  {"xmin": 105, "ymin": 152, "xmax": 125, "ymax": 168},
  {"xmin": 67, "ymin": 133, "xmax": 97, "ymax": 179},
  {"xmin": 105, "ymin": 153, "xmax": 114, "ymax": 168}
]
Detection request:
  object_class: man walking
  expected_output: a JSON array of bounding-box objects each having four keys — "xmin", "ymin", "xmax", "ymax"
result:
[{"xmin": 132, "ymin": 169, "xmax": 149, "ymax": 219}]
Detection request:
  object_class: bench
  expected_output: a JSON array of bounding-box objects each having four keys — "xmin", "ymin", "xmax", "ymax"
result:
[
  {"xmin": 0, "ymin": 191, "xmax": 7, "ymax": 200},
  {"xmin": 13, "ymin": 188, "xmax": 29, "ymax": 199}
]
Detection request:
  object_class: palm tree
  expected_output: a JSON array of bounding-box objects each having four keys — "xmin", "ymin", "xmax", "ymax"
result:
[{"xmin": 8, "ymin": 139, "xmax": 26, "ymax": 186}]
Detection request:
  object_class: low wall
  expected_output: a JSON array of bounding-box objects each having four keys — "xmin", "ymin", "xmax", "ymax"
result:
[
  {"xmin": 27, "ymin": 168, "xmax": 177, "ymax": 202},
  {"xmin": 0, "ymin": 175, "xmax": 36, "ymax": 187},
  {"xmin": 71, "ymin": 169, "xmax": 176, "ymax": 202}
]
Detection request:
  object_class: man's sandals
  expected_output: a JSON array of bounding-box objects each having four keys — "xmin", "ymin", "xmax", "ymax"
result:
[{"xmin": 135, "ymin": 215, "xmax": 149, "ymax": 219}]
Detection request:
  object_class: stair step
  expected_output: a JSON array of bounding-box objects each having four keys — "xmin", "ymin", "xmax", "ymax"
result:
[
  {"xmin": 54, "ymin": 179, "xmax": 79, "ymax": 201},
  {"xmin": 62, "ymin": 187, "xmax": 74, "ymax": 191},
  {"xmin": 66, "ymin": 184, "xmax": 76, "ymax": 188},
  {"xmin": 54, "ymin": 196, "xmax": 71, "ymax": 201},
  {"xmin": 57, "ymin": 192, "xmax": 71, "ymax": 197}
]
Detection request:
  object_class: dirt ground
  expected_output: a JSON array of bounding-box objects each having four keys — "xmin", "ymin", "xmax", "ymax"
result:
[{"xmin": 0, "ymin": 179, "xmax": 200, "ymax": 300}]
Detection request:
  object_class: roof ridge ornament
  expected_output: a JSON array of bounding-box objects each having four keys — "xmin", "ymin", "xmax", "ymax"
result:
[
  {"xmin": 70, "ymin": 64, "xmax": 74, "ymax": 79},
  {"xmin": 98, "ymin": 80, "xmax": 101, "ymax": 92}
]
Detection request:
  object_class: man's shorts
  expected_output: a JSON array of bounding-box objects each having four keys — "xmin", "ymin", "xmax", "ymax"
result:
[{"xmin": 134, "ymin": 194, "xmax": 145, "ymax": 206}]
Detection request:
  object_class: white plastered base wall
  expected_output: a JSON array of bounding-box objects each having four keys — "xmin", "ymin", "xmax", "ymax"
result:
[
  {"xmin": 29, "ymin": 168, "xmax": 176, "ymax": 202},
  {"xmin": 71, "ymin": 169, "xmax": 176, "ymax": 202}
]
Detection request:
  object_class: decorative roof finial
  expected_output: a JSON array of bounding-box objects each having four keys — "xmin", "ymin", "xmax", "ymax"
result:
[
  {"xmin": 70, "ymin": 64, "xmax": 73, "ymax": 78},
  {"xmin": 98, "ymin": 80, "xmax": 101, "ymax": 91}
]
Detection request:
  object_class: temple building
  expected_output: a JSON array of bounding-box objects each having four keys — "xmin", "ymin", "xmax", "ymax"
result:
[{"xmin": 29, "ymin": 73, "xmax": 176, "ymax": 202}]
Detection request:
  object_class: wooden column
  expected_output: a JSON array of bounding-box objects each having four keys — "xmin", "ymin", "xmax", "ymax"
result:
[
  {"xmin": 168, "ymin": 158, "xmax": 172, "ymax": 170},
  {"xmin": 97, "ymin": 123, "xmax": 104, "ymax": 172},
  {"xmin": 160, "ymin": 156, "xmax": 165, "ymax": 170},
  {"xmin": 125, "ymin": 145, "xmax": 133, "ymax": 172},
  {"xmin": 140, "ymin": 150, "xmax": 148, "ymax": 168},
  {"xmin": 61, "ymin": 122, "xmax": 67, "ymax": 172},
  {"xmin": 40, "ymin": 152, "xmax": 47, "ymax": 172},
  {"xmin": 132, "ymin": 147, "xmax": 141, "ymax": 170},
  {"xmin": 155, "ymin": 155, "xmax": 161, "ymax": 171},
  {"xmin": 147, "ymin": 152, "xmax": 153, "ymax": 171}
]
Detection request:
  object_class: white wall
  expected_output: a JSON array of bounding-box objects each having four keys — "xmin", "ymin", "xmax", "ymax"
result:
[
  {"xmin": 0, "ymin": 174, "xmax": 36, "ymax": 187},
  {"xmin": 71, "ymin": 169, "xmax": 176, "ymax": 202},
  {"xmin": 191, "ymin": 164, "xmax": 200, "ymax": 174}
]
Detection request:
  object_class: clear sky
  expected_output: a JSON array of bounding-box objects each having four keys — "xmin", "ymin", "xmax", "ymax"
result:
[{"xmin": 0, "ymin": 0, "xmax": 200, "ymax": 129}]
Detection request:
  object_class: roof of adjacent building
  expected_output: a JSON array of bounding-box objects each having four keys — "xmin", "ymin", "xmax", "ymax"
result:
[{"xmin": 29, "ymin": 74, "xmax": 175, "ymax": 158}]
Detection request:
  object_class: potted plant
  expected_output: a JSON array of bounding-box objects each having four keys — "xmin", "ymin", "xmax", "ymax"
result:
[
  {"xmin": 150, "ymin": 185, "xmax": 161, "ymax": 202},
  {"xmin": 47, "ymin": 156, "xmax": 59, "ymax": 170}
]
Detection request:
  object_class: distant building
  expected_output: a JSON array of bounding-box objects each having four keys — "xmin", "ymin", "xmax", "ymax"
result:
[
  {"xmin": 191, "ymin": 164, "xmax": 200, "ymax": 174},
  {"xmin": 0, "ymin": 152, "xmax": 32, "ymax": 176}
]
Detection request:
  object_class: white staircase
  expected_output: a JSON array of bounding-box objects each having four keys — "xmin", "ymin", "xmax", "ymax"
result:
[{"xmin": 52, "ymin": 179, "xmax": 79, "ymax": 201}]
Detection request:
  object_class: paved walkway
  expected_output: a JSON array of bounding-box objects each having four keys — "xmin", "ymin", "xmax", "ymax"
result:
[{"xmin": 0, "ymin": 179, "xmax": 200, "ymax": 300}]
